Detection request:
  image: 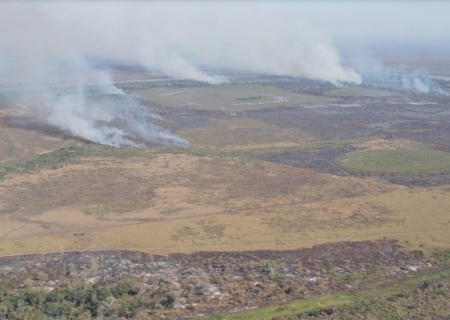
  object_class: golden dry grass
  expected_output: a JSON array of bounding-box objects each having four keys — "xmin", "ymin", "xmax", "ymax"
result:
[
  {"xmin": 0, "ymin": 147, "xmax": 449, "ymax": 256},
  {"xmin": 0, "ymin": 105, "xmax": 449, "ymax": 258},
  {"xmin": 0, "ymin": 186, "xmax": 449, "ymax": 256},
  {"xmin": 178, "ymin": 117, "xmax": 315, "ymax": 149}
]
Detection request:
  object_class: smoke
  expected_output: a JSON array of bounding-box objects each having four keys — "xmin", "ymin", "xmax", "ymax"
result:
[
  {"xmin": 344, "ymin": 52, "xmax": 449, "ymax": 96},
  {"xmin": 394, "ymin": 71, "xmax": 447, "ymax": 96},
  {"xmin": 0, "ymin": 2, "xmax": 360, "ymax": 85},
  {"xmin": 40, "ymin": 55, "xmax": 189, "ymax": 147},
  {"xmin": 402, "ymin": 73, "xmax": 429, "ymax": 94},
  {"xmin": 0, "ymin": 2, "xmax": 365, "ymax": 147},
  {"xmin": 48, "ymin": 92, "xmax": 137, "ymax": 148},
  {"xmin": 0, "ymin": 2, "xmax": 367, "ymax": 147},
  {"xmin": 0, "ymin": 3, "xmax": 192, "ymax": 147},
  {"xmin": 46, "ymin": 85, "xmax": 190, "ymax": 148}
]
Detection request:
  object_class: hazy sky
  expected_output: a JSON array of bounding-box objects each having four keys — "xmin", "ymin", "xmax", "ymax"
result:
[
  {"xmin": 1, "ymin": 1, "xmax": 449, "ymax": 86},
  {"xmin": 1, "ymin": 1, "xmax": 448, "ymax": 145},
  {"xmin": 39, "ymin": 1, "xmax": 450, "ymax": 39},
  {"xmin": 257, "ymin": 1, "xmax": 450, "ymax": 39}
]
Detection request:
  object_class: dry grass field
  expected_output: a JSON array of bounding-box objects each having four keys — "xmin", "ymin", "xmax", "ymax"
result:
[
  {"xmin": 177, "ymin": 117, "xmax": 314, "ymax": 149},
  {"xmin": 136, "ymin": 84, "xmax": 337, "ymax": 111},
  {"xmin": 0, "ymin": 81, "xmax": 449, "ymax": 259}
]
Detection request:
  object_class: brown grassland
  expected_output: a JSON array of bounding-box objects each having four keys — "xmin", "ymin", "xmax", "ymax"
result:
[{"xmin": 0, "ymin": 81, "xmax": 449, "ymax": 259}]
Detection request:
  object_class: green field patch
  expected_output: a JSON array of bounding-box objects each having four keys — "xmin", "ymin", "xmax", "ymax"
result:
[
  {"xmin": 194, "ymin": 294, "xmax": 353, "ymax": 320},
  {"xmin": 137, "ymin": 84, "xmax": 337, "ymax": 111},
  {"xmin": 324, "ymin": 86, "xmax": 399, "ymax": 98},
  {"xmin": 336, "ymin": 149, "xmax": 450, "ymax": 174}
]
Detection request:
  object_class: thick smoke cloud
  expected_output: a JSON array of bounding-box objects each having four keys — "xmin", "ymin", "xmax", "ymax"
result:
[
  {"xmin": 0, "ymin": 3, "xmax": 192, "ymax": 147},
  {"xmin": 0, "ymin": 2, "xmax": 363, "ymax": 147},
  {"xmin": 0, "ymin": 2, "xmax": 361, "ymax": 85},
  {"xmin": 43, "ymin": 66, "xmax": 189, "ymax": 148},
  {"xmin": 33, "ymin": 55, "xmax": 190, "ymax": 147}
]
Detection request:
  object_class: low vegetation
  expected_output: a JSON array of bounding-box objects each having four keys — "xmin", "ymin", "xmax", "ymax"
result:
[
  {"xmin": 432, "ymin": 249, "xmax": 450, "ymax": 263},
  {"xmin": 200, "ymin": 266, "xmax": 450, "ymax": 320},
  {"xmin": 0, "ymin": 242, "xmax": 443, "ymax": 320},
  {"xmin": 0, "ymin": 279, "xmax": 146, "ymax": 319}
]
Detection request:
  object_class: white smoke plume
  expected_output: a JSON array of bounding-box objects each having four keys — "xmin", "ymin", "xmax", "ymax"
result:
[
  {"xmin": 392, "ymin": 70, "xmax": 447, "ymax": 96},
  {"xmin": 41, "ymin": 55, "xmax": 189, "ymax": 147},
  {"xmin": 0, "ymin": 2, "xmax": 364, "ymax": 147},
  {"xmin": 402, "ymin": 73, "xmax": 429, "ymax": 94},
  {"xmin": 0, "ymin": 2, "xmax": 366, "ymax": 147},
  {"xmin": 400, "ymin": 71, "xmax": 448, "ymax": 96},
  {"xmin": 0, "ymin": 2, "xmax": 361, "ymax": 85},
  {"xmin": 344, "ymin": 53, "xmax": 449, "ymax": 96},
  {"xmin": 0, "ymin": 3, "xmax": 192, "ymax": 147}
]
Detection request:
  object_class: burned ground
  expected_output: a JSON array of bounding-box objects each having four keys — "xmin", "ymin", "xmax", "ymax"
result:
[
  {"xmin": 0, "ymin": 240, "xmax": 411, "ymax": 278},
  {"xmin": 0, "ymin": 115, "xmax": 75, "ymax": 141},
  {"xmin": 261, "ymin": 146, "xmax": 356, "ymax": 176},
  {"xmin": 250, "ymin": 101, "xmax": 450, "ymax": 187},
  {"xmin": 0, "ymin": 74, "xmax": 449, "ymax": 319},
  {"xmin": 0, "ymin": 240, "xmax": 432, "ymax": 319},
  {"xmin": 251, "ymin": 102, "xmax": 450, "ymax": 143}
]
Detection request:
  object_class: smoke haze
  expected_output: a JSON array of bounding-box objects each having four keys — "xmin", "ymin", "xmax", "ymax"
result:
[
  {"xmin": 1, "ymin": 2, "xmax": 449, "ymax": 146},
  {"xmin": 0, "ymin": 2, "xmax": 362, "ymax": 85}
]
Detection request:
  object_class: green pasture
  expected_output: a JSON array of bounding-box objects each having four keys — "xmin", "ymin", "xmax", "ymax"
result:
[{"xmin": 337, "ymin": 149, "xmax": 450, "ymax": 174}]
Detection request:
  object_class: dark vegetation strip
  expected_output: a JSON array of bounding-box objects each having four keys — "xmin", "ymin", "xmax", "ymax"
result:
[
  {"xmin": 159, "ymin": 138, "xmax": 370, "ymax": 158},
  {"xmin": 0, "ymin": 137, "xmax": 369, "ymax": 180},
  {"xmin": 0, "ymin": 143, "xmax": 148, "ymax": 179}
]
